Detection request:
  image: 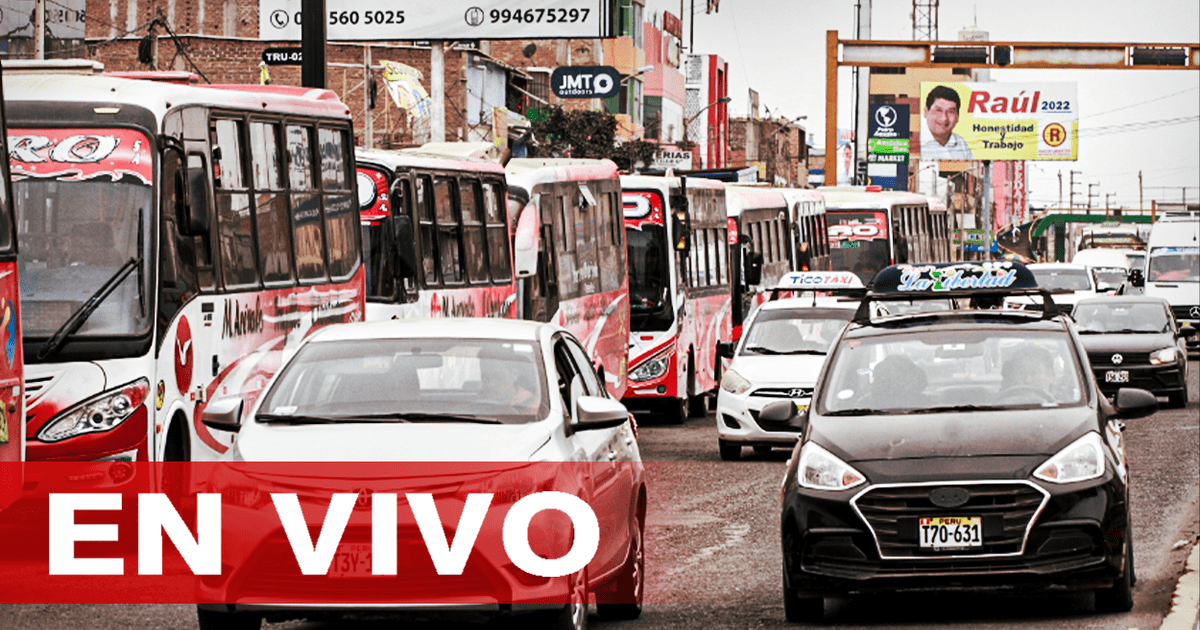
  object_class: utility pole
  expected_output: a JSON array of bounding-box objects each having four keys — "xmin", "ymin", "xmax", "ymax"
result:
[
  {"xmin": 1138, "ymin": 170, "xmax": 1144, "ymax": 212},
  {"xmin": 1070, "ymin": 170, "xmax": 1081, "ymax": 208},
  {"xmin": 34, "ymin": 0, "xmax": 45, "ymax": 59},
  {"xmin": 1105, "ymin": 193, "xmax": 1114, "ymax": 219},
  {"xmin": 1088, "ymin": 182, "xmax": 1099, "ymax": 210},
  {"xmin": 301, "ymin": 0, "xmax": 327, "ymax": 89},
  {"xmin": 1058, "ymin": 171, "xmax": 1063, "ymax": 209},
  {"xmin": 431, "ymin": 42, "xmax": 446, "ymax": 142}
]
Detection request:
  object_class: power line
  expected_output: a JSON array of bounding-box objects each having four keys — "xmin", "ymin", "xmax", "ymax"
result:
[{"xmin": 1081, "ymin": 86, "xmax": 1199, "ymax": 120}]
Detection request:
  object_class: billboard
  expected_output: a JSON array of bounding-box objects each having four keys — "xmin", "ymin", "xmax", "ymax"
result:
[
  {"xmin": 867, "ymin": 103, "xmax": 910, "ymax": 190},
  {"xmin": 259, "ymin": 0, "xmax": 616, "ymax": 41},
  {"xmin": 919, "ymin": 82, "xmax": 1078, "ymax": 161}
]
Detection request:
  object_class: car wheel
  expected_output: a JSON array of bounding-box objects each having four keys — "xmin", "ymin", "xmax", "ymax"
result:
[
  {"xmin": 196, "ymin": 607, "xmax": 262, "ymax": 630},
  {"xmin": 542, "ymin": 570, "xmax": 588, "ymax": 630},
  {"xmin": 596, "ymin": 516, "xmax": 643, "ymax": 620},
  {"xmin": 719, "ymin": 440, "xmax": 741, "ymax": 461},
  {"xmin": 1094, "ymin": 533, "xmax": 1134, "ymax": 613},
  {"xmin": 782, "ymin": 574, "xmax": 823, "ymax": 623},
  {"xmin": 1167, "ymin": 390, "xmax": 1187, "ymax": 408}
]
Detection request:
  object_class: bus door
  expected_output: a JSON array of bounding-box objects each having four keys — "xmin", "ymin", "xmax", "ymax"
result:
[{"xmin": 533, "ymin": 191, "xmax": 560, "ymax": 323}]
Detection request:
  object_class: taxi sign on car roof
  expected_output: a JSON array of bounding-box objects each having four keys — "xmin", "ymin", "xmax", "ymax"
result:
[
  {"xmin": 872, "ymin": 261, "xmax": 1039, "ymax": 294},
  {"xmin": 769, "ymin": 271, "xmax": 866, "ymax": 303},
  {"xmin": 855, "ymin": 261, "xmax": 1061, "ymax": 323}
]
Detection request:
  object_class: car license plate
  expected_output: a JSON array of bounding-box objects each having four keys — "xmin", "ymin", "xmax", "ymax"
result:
[
  {"xmin": 1105, "ymin": 370, "xmax": 1129, "ymax": 383},
  {"xmin": 329, "ymin": 542, "xmax": 373, "ymax": 578},
  {"xmin": 919, "ymin": 516, "xmax": 982, "ymax": 549}
]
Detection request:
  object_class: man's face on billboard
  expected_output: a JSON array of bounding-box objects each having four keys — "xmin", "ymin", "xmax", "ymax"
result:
[{"xmin": 925, "ymin": 97, "xmax": 959, "ymax": 145}]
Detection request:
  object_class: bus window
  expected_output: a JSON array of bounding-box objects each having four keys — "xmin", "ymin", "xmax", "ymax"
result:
[
  {"xmin": 212, "ymin": 117, "xmax": 259, "ymax": 289},
  {"xmin": 286, "ymin": 123, "xmax": 327, "ymax": 282},
  {"xmin": 461, "ymin": 178, "xmax": 488, "ymax": 283},
  {"xmin": 319, "ymin": 127, "xmax": 357, "ymax": 281},
  {"xmin": 433, "ymin": 176, "xmax": 463, "ymax": 284},
  {"xmin": 415, "ymin": 175, "xmax": 437, "ymax": 285},
  {"xmin": 250, "ymin": 121, "xmax": 293, "ymax": 285},
  {"xmin": 482, "ymin": 180, "xmax": 511, "ymax": 282}
]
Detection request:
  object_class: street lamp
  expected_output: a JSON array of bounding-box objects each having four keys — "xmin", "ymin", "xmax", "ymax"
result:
[{"xmin": 683, "ymin": 96, "xmax": 732, "ymax": 131}]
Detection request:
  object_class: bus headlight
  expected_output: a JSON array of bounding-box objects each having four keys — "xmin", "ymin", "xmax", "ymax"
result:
[
  {"xmin": 36, "ymin": 378, "xmax": 150, "ymax": 443},
  {"xmin": 630, "ymin": 347, "xmax": 673, "ymax": 382},
  {"xmin": 1148, "ymin": 347, "xmax": 1178, "ymax": 365}
]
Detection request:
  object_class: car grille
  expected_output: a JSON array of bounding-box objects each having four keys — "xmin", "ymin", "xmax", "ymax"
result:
[
  {"xmin": 851, "ymin": 481, "xmax": 1049, "ymax": 559},
  {"xmin": 1172, "ymin": 305, "xmax": 1199, "ymax": 322},
  {"xmin": 1088, "ymin": 351, "xmax": 1151, "ymax": 368}
]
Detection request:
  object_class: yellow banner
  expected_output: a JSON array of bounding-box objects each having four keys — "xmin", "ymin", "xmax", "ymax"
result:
[{"xmin": 920, "ymin": 82, "xmax": 1078, "ymax": 161}]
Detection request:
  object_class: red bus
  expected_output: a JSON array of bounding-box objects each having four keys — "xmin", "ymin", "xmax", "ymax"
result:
[
  {"xmin": 0, "ymin": 70, "xmax": 25, "ymax": 507},
  {"xmin": 621, "ymin": 175, "xmax": 731, "ymax": 423},
  {"xmin": 506, "ymin": 159, "xmax": 630, "ymax": 398},
  {"xmin": 726, "ymin": 185, "xmax": 792, "ymax": 336},
  {"xmin": 5, "ymin": 69, "xmax": 363, "ymax": 462},
  {"xmin": 355, "ymin": 147, "xmax": 516, "ymax": 320}
]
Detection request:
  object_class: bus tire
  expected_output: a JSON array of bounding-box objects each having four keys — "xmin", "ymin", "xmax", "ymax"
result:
[
  {"xmin": 664, "ymin": 398, "xmax": 687, "ymax": 425},
  {"xmin": 686, "ymin": 350, "xmax": 707, "ymax": 418}
]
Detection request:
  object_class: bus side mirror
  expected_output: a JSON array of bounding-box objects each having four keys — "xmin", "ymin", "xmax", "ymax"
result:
[
  {"xmin": 390, "ymin": 214, "xmax": 417, "ymax": 279},
  {"xmin": 513, "ymin": 203, "xmax": 539, "ymax": 278},
  {"xmin": 717, "ymin": 341, "xmax": 736, "ymax": 359},
  {"xmin": 745, "ymin": 252, "xmax": 764, "ymax": 286},
  {"xmin": 180, "ymin": 155, "xmax": 211, "ymax": 236},
  {"xmin": 670, "ymin": 191, "xmax": 690, "ymax": 253}
]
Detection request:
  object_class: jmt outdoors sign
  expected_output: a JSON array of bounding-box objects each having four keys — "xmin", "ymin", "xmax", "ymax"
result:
[
  {"xmin": 550, "ymin": 66, "xmax": 620, "ymax": 99},
  {"xmin": 259, "ymin": 0, "xmax": 617, "ymax": 41}
]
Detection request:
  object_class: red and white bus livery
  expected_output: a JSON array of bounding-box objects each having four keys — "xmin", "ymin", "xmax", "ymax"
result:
[
  {"xmin": 356, "ymin": 147, "xmax": 515, "ymax": 320},
  {"xmin": 621, "ymin": 175, "xmax": 731, "ymax": 423},
  {"xmin": 820, "ymin": 186, "xmax": 952, "ymax": 284},
  {"xmin": 506, "ymin": 159, "xmax": 629, "ymax": 398},
  {"xmin": 726, "ymin": 185, "xmax": 791, "ymax": 335},
  {"xmin": 6, "ymin": 71, "xmax": 363, "ymax": 462},
  {"xmin": 0, "ymin": 71, "xmax": 25, "ymax": 507}
]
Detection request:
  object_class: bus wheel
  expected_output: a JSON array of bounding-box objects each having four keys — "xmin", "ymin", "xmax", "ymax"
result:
[
  {"xmin": 686, "ymin": 351, "xmax": 707, "ymax": 418},
  {"xmin": 664, "ymin": 397, "xmax": 687, "ymax": 425}
]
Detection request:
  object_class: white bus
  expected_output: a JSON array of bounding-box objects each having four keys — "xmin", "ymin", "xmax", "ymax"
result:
[
  {"xmin": 6, "ymin": 69, "xmax": 364, "ymax": 462},
  {"xmin": 820, "ymin": 186, "xmax": 951, "ymax": 284}
]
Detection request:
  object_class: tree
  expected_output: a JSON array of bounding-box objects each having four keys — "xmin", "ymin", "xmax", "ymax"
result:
[{"xmin": 530, "ymin": 106, "xmax": 659, "ymax": 172}]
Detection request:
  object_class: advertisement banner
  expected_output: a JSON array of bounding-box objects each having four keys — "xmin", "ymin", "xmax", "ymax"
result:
[
  {"xmin": 868, "ymin": 104, "xmax": 910, "ymax": 190},
  {"xmin": 919, "ymin": 82, "xmax": 1078, "ymax": 161},
  {"xmin": 259, "ymin": 0, "xmax": 616, "ymax": 41}
]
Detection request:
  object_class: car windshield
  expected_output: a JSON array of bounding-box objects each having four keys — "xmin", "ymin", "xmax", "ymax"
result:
[
  {"xmin": 1147, "ymin": 247, "xmax": 1199, "ymax": 283},
  {"xmin": 819, "ymin": 329, "xmax": 1084, "ymax": 414},
  {"xmin": 257, "ymin": 338, "xmax": 549, "ymax": 424},
  {"xmin": 1032, "ymin": 267, "xmax": 1092, "ymax": 291},
  {"xmin": 741, "ymin": 308, "xmax": 851, "ymax": 355},
  {"xmin": 1092, "ymin": 267, "xmax": 1127, "ymax": 288},
  {"xmin": 1075, "ymin": 302, "xmax": 1171, "ymax": 334}
]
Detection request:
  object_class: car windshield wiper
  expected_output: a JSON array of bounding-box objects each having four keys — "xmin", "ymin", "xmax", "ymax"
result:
[
  {"xmin": 1106, "ymin": 328, "xmax": 1158, "ymax": 334},
  {"xmin": 37, "ymin": 255, "xmax": 143, "ymax": 361},
  {"xmin": 907, "ymin": 404, "xmax": 1008, "ymax": 414},
  {"xmin": 743, "ymin": 346, "xmax": 786, "ymax": 355},
  {"xmin": 352, "ymin": 412, "xmax": 504, "ymax": 424},
  {"xmin": 822, "ymin": 408, "xmax": 893, "ymax": 416},
  {"xmin": 256, "ymin": 413, "xmax": 348, "ymax": 425}
]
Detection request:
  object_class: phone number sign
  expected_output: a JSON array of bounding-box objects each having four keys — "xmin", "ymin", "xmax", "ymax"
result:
[{"xmin": 259, "ymin": 0, "xmax": 616, "ymax": 41}]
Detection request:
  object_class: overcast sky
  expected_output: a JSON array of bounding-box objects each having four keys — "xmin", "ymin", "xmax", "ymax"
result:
[{"xmin": 654, "ymin": 0, "xmax": 1199, "ymax": 209}]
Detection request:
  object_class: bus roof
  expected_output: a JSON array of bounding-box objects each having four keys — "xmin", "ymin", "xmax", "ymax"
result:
[
  {"xmin": 775, "ymin": 187, "xmax": 826, "ymax": 205},
  {"xmin": 619, "ymin": 174, "xmax": 725, "ymax": 191},
  {"xmin": 818, "ymin": 186, "xmax": 929, "ymax": 210},
  {"xmin": 356, "ymin": 147, "xmax": 506, "ymax": 175},
  {"xmin": 505, "ymin": 158, "xmax": 619, "ymax": 187},
  {"xmin": 725, "ymin": 185, "xmax": 787, "ymax": 217},
  {"xmin": 2, "ymin": 72, "xmax": 352, "ymax": 121}
]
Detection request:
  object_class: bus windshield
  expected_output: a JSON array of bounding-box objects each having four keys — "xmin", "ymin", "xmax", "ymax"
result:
[
  {"xmin": 827, "ymin": 211, "xmax": 890, "ymax": 281},
  {"xmin": 626, "ymin": 225, "xmax": 671, "ymax": 326},
  {"xmin": 15, "ymin": 177, "xmax": 153, "ymax": 339}
]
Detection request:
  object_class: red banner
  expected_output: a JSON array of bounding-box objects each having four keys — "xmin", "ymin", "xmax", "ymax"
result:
[
  {"xmin": 10, "ymin": 128, "xmax": 154, "ymax": 185},
  {"xmin": 0, "ymin": 462, "xmax": 647, "ymax": 605}
]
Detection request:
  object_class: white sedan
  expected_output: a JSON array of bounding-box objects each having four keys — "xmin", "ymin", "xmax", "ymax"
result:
[{"xmin": 197, "ymin": 318, "xmax": 645, "ymax": 630}]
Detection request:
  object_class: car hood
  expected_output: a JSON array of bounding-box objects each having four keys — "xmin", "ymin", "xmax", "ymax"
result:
[
  {"xmin": 1078, "ymin": 332, "xmax": 1176, "ymax": 354},
  {"xmin": 233, "ymin": 420, "xmax": 555, "ymax": 462},
  {"xmin": 809, "ymin": 405, "xmax": 1096, "ymax": 463},
  {"xmin": 730, "ymin": 354, "xmax": 828, "ymax": 387}
]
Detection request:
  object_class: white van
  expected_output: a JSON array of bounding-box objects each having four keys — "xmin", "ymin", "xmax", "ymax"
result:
[
  {"xmin": 1144, "ymin": 211, "xmax": 1199, "ymax": 349},
  {"xmin": 1072, "ymin": 248, "xmax": 1131, "ymax": 293}
]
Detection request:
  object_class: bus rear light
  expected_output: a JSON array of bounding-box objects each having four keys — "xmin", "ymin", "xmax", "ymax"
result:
[{"xmin": 35, "ymin": 378, "xmax": 151, "ymax": 443}]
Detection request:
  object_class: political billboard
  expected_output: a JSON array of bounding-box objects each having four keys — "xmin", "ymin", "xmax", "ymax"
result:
[{"xmin": 919, "ymin": 82, "xmax": 1078, "ymax": 161}]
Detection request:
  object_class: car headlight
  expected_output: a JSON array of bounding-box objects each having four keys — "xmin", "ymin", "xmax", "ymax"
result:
[
  {"xmin": 36, "ymin": 378, "xmax": 150, "ymax": 443},
  {"xmin": 629, "ymin": 347, "xmax": 672, "ymax": 382},
  {"xmin": 720, "ymin": 369, "xmax": 751, "ymax": 395},
  {"xmin": 1033, "ymin": 432, "xmax": 1105, "ymax": 484},
  {"xmin": 797, "ymin": 442, "xmax": 866, "ymax": 491},
  {"xmin": 1149, "ymin": 346, "xmax": 1178, "ymax": 365}
]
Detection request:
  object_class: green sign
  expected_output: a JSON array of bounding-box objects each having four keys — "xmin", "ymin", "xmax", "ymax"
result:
[{"xmin": 868, "ymin": 138, "xmax": 911, "ymax": 154}]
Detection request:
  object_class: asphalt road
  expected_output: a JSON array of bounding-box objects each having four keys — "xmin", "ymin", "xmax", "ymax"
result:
[{"xmin": 1, "ymin": 358, "xmax": 1196, "ymax": 630}]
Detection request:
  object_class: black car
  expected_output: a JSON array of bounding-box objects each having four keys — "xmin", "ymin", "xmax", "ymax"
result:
[
  {"xmin": 1074, "ymin": 296, "xmax": 1194, "ymax": 408},
  {"xmin": 777, "ymin": 262, "xmax": 1159, "ymax": 622}
]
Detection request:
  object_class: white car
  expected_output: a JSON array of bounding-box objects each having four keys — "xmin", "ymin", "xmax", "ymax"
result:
[
  {"xmin": 716, "ymin": 296, "xmax": 857, "ymax": 461},
  {"xmin": 197, "ymin": 318, "xmax": 646, "ymax": 630},
  {"xmin": 1004, "ymin": 262, "xmax": 1101, "ymax": 314}
]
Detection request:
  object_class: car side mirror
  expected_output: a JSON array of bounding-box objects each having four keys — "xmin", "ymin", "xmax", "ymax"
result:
[
  {"xmin": 201, "ymin": 397, "xmax": 244, "ymax": 433},
  {"xmin": 759, "ymin": 400, "xmax": 807, "ymax": 434},
  {"xmin": 717, "ymin": 341, "xmax": 736, "ymax": 359},
  {"xmin": 1112, "ymin": 387, "xmax": 1157, "ymax": 420},
  {"xmin": 571, "ymin": 395, "xmax": 630, "ymax": 434}
]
